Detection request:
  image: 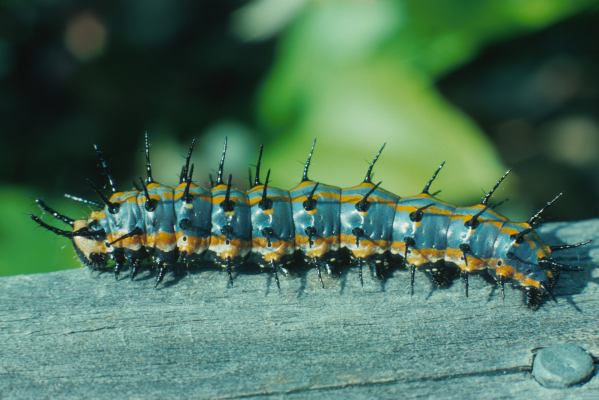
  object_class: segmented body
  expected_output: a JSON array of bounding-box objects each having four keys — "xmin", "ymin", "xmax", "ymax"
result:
[
  {"xmin": 32, "ymin": 135, "xmax": 585, "ymax": 309},
  {"xmin": 86, "ymin": 179, "xmax": 549, "ymax": 284}
]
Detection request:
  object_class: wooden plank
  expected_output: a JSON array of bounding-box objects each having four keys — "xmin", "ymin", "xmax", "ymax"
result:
[{"xmin": 1, "ymin": 220, "xmax": 598, "ymax": 399}]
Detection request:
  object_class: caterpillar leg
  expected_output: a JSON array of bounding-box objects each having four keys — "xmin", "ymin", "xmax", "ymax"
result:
[
  {"xmin": 218, "ymin": 255, "xmax": 248, "ymax": 288},
  {"xmin": 410, "ymin": 264, "xmax": 416, "ymax": 296},
  {"xmin": 370, "ymin": 254, "xmax": 392, "ymax": 280},
  {"xmin": 226, "ymin": 257, "xmax": 234, "ymax": 288},
  {"xmin": 498, "ymin": 277, "xmax": 506, "ymax": 301},
  {"xmin": 349, "ymin": 256, "xmax": 376, "ymax": 287},
  {"xmin": 153, "ymin": 249, "xmax": 179, "ymax": 288},
  {"xmin": 427, "ymin": 261, "xmax": 458, "ymax": 288},
  {"xmin": 461, "ymin": 272, "xmax": 469, "ymax": 297},
  {"xmin": 130, "ymin": 259, "xmax": 141, "ymax": 281},
  {"xmin": 155, "ymin": 264, "xmax": 167, "ymax": 287},
  {"xmin": 524, "ymin": 287, "xmax": 543, "ymax": 310},
  {"xmin": 123, "ymin": 249, "xmax": 145, "ymax": 281},
  {"xmin": 270, "ymin": 260, "xmax": 280, "ymax": 291},
  {"xmin": 315, "ymin": 260, "xmax": 324, "ymax": 289},
  {"xmin": 114, "ymin": 262, "xmax": 124, "ymax": 280},
  {"xmin": 304, "ymin": 255, "xmax": 337, "ymax": 288},
  {"xmin": 358, "ymin": 258, "xmax": 364, "ymax": 287},
  {"xmin": 111, "ymin": 249, "xmax": 127, "ymax": 280}
]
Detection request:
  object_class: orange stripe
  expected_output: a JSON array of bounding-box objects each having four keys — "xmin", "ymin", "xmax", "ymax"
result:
[
  {"xmin": 248, "ymin": 196, "xmax": 290, "ymax": 206},
  {"xmin": 173, "ymin": 182, "xmax": 211, "ymax": 201},
  {"xmin": 261, "ymin": 252, "xmax": 286, "ymax": 262},
  {"xmin": 105, "ymin": 231, "xmax": 179, "ymax": 252},
  {"xmin": 514, "ymin": 273, "xmax": 541, "ymax": 288},
  {"xmin": 144, "ymin": 232, "xmax": 177, "ymax": 251},
  {"xmin": 209, "ymin": 235, "xmax": 251, "ymax": 259},
  {"xmin": 147, "ymin": 182, "xmax": 173, "ymax": 190},
  {"xmin": 91, "ymin": 211, "xmax": 106, "ymax": 220},
  {"xmin": 105, "ymin": 233, "xmax": 143, "ymax": 249},
  {"xmin": 211, "ymin": 195, "xmax": 249, "ymax": 205},
  {"xmin": 395, "ymin": 204, "xmax": 453, "ymax": 215},
  {"xmin": 251, "ymin": 238, "xmax": 295, "ymax": 261},
  {"xmin": 109, "ymin": 192, "xmax": 139, "ymax": 204},
  {"xmin": 407, "ymin": 193, "xmax": 455, "ymax": 207},
  {"xmin": 247, "ymin": 185, "xmax": 290, "ymax": 197},
  {"xmin": 152, "ymin": 192, "xmax": 174, "ymax": 200},
  {"xmin": 175, "ymin": 232, "xmax": 209, "ymax": 254},
  {"xmin": 339, "ymin": 234, "xmax": 389, "ymax": 248},
  {"xmin": 350, "ymin": 182, "xmax": 375, "ymax": 190},
  {"xmin": 209, "ymin": 236, "xmax": 250, "ymax": 247},
  {"xmin": 389, "ymin": 242, "xmax": 542, "ymax": 287},
  {"xmin": 251, "ymin": 237, "xmax": 294, "ymax": 249},
  {"xmin": 291, "ymin": 192, "xmax": 341, "ymax": 202},
  {"xmin": 173, "ymin": 192, "xmax": 211, "ymax": 201},
  {"xmin": 295, "ymin": 235, "xmax": 338, "ymax": 258},
  {"xmin": 294, "ymin": 235, "xmax": 338, "ymax": 245},
  {"xmin": 295, "ymin": 181, "xmax": 314, "ymax": 189},
  {"xmin": 449, "ymin": 214, "xmax": 504, "ymax": 226},
  {"xmin": 247, "ymin": 186, "xmax": 261, "ymax": 194},
  {"xmin": 137, "ymin": 195, "xmax": 163, "ymax": 203},
  {"xmin": 340, "ymin": 194, "xmax": 397, "ymax": 205},
  {"xmin": 496, "ymin": 265, "xmax": 515, "ymax": 278}
]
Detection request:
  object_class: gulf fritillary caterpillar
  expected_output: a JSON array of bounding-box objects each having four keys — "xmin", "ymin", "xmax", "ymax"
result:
[{"xmin": 32, "ymin": 134, "xmax": 590, "ymax": 309}]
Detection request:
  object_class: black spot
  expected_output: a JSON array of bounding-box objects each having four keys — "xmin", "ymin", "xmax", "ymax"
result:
[{"xmin": 179, "ymin": 219, "xmax": 191, "ymax": 230}]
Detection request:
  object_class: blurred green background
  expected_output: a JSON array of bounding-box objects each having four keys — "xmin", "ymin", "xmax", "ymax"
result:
[{"xmin": 1, "ymin": 0, "xmax": 598, "ymax": 276}]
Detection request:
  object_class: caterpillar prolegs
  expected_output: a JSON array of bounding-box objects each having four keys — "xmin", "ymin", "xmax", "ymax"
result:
[{"xmin": 32, "ymin": 134, "xmax": 590, "ymax": 308}]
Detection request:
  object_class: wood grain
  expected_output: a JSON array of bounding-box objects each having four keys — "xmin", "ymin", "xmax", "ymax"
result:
[{"xmin": 1, "ymin": 220, "xmax": 598, "ymax": 399}]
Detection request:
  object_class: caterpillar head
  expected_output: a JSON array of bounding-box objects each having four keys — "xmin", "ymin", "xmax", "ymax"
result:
[
  {"xmin": 31, "ymin": 200, "xmax": 108, "ymax": 270},
  {"xmin": 72, "ymin": 219, "xmax": 108, "ymax": 269}
]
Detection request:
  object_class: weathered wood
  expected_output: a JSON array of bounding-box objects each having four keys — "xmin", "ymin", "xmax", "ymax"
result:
[{"xmin": 1, "ymin": 220, "xmax": 598, "ymax": 399}]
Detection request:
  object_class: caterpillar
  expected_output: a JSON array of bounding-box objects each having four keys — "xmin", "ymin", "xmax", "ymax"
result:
[{"xmin": 31, "ymin": 134, "xmax": 589, "ymax": 309}]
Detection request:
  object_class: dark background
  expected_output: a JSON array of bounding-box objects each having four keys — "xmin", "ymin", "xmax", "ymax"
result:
[{"xmin": 1, "ymin": 0, "xmax": 597, "ymax": 275}]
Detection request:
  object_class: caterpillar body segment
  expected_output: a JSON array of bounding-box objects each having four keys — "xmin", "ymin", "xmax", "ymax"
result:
[
  {"xmin": 290, "ymin": 180, "xmax": 341, "ymax": 273},
  {"xmin": 391, "ymin": 194, "xmax": 456, "ymax": 267},
  {"xmin": 208, "ymin": 182, "xmax": 252, "ymax": 270},
  {"xmin": 139, "ymin": 183, "xmax": 178, "ymax": 261},
  {"xmin": 340, "ymin": 182, "xmax": 398, "ymax": 280},
  {"xmin": 173, "ymin": 181, "xmax": 212, "ymax": 262},
  {"xmin": 247, "ymin": 184, "xmax": 295, "ymax": 273},
  {"xmin": 32, "ymin": 137, "xmax": 586, "ymax": 308}
]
